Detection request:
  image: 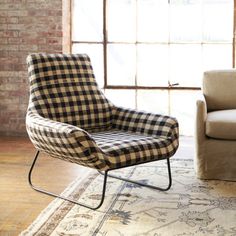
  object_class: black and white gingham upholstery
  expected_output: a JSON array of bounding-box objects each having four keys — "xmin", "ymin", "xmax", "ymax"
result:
[{"xmin": 26, "ymin": 53, "xmax": 179, "ymax": 171}]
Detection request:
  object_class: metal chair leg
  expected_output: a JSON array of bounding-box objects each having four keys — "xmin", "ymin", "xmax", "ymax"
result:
[
  {"xmin": 28, "ymin": 151, "xmax": 108, "ymax": 210},
  {"xmin": 98, "ymin": 158, "xmax": 172, "ymax": 191},
  {"xmin": 29, "ymin": 151, "xmax": 172, "ymax": 210}
]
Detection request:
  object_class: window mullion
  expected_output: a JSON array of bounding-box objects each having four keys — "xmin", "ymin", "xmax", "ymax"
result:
[
  {"xmin": 233, "ymin": 0, "xmax": 236, "ymax": 67},
  {"xmin": 135, "ymin": 0, "xmax": 138, "ymax": 109},
  {"xmin": 103, "ymin": 0, "xmax": 108, "ymax": 87}
]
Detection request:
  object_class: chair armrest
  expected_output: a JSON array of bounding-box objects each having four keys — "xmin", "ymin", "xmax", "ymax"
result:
[
  {"xmin": 26, "ymin": 111, "xmax": 96, "ymax": 160},
  {"xmin": 112, "ymin": 106, "xmax": 179, "ymax": 140},
  {"xmin": 195, "ymin": 96, "xmax": 207, "ymax": 144}
]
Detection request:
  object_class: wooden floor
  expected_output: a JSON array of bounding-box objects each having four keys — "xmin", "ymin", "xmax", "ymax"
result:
[
  {"xmin": 0, "ymin": 136, "xmax": 88, "ymax": 236},
  {"xmin": 0, "ymin": 136, "xmax": 194, "ymax": 235}
]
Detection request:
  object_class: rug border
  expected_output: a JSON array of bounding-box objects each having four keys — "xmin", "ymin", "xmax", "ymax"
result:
[{"xmin": 19, "ymin": 169, "xmax": 94, "ymax": 236}]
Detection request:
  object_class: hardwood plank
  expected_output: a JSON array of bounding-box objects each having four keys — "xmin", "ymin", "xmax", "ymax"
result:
[{"xmin": 0, "ymin": 137, "xmax": 88, "ymax": 235}]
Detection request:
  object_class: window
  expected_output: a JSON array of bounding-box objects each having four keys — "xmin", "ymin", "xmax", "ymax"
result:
[{"xmin": 70, "ymin": 0, "xmax": 234, "ymax": 135}]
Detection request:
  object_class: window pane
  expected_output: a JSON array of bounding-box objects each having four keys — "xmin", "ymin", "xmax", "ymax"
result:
[
  {"xmin": 170, "ymin": 0, "xmax": 202, "ymax": 42},
  {"xmin": 170, "ymin": 90, "xmax": 201, "ymax": 136},
  {"xmin": 72, "ymin": 0, "xmax": 103, "ymax": 42},
  {"xmin": 137, "ymin": 44, "xmax": 168, "ymax": 86},
  {"xmin": 137, "ymin": 90, "xmax": 168, "ymax": 115},
  {"xmin": 107, "ymin": 0, "xmax": 136, "ymax": 42},
  {"xmin": 203, "ymin": 0, "xmax": 233, "ymax": 42},
  {"xmin": 72, "ymin": 43, "xmax": 104, "ymax": 87},
  {"xmin": 107, "ymin": 44, "xmax": 136, "ymax": 86},
  {"xmin": 170, "ymin": 44, "xmax": 202, "ymax": 87},
  {"xmin": 137, "ymin": 0, "xmax": 169, "ymax": 42},
  {"xmin": 105, "ymin": 89, "xmax": 136, "ymax": 109},
  {"xmin": 203, "ymin": 44, "xmax": 232, "ymax": 71}
]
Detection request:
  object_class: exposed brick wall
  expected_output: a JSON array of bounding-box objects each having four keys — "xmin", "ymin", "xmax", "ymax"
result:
[{"xmin": 0, "ymin": 0, "xmax": 63, "ymax": 136}]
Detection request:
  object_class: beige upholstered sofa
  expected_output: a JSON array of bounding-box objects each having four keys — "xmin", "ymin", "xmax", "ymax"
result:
[{"xmin": 195, "ymin": 70, "xmax": 236, "ymax": 181}]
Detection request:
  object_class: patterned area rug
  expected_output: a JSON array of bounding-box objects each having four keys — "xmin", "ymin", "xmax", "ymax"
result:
[{"xmin": 20, "ymin": 159, "xmax": 236, "ymax": 236}]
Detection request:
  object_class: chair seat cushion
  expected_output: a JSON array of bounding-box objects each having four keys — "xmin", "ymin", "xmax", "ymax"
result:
[
  {"xmin": 90, "ymin": 129, "xmax": 176, "ymax": 169},
  {"xmin": 206, "ymin": 109, "xmax": 236, "ymax": 140}
]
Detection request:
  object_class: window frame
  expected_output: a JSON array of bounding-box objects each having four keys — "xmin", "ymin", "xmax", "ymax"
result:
[{"xmin": 63, "ymin": 0, "xmax": 236, "ymax": 91}]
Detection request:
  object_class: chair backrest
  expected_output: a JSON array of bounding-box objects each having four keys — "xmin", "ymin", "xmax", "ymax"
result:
[
  {"xmin": 203, "ymin": 70, "xmax": 236, "ymax": 111},
  {"xmin": 27, "ymin": 53, "xmax": 113, "ymax": 130}
]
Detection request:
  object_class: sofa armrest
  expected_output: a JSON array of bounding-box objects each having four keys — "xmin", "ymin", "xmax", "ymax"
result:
[
  {"xmin": 112, "ymin": 106, "xmax": 179, "ymax": 141},
  {"xmin": 195, "ymin": 96, "xmax": 207, "ymax": 144},
  {"xmin": 26, "ymin": 111, "xmax": 97, "ymax": 161}
]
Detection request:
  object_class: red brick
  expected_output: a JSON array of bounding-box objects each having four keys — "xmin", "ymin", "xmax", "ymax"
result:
[
  {"xmin": 7, "ymin": 23, "xmax": 25, "ymax": 30},
  {"xmin": 8, "ymin": 51, "xmax": 27, "ymax": 59},
  {"xmin": 0, "ymin": 51, "xmax": 8, "ymax": 57},
  {"xmin": 0, "ymin": 3, "xmax": 20, "ymax": 10},
  {"xmin": 37, "ymin": 30, "xmax": 63, "ymax": 37},
  {"xmin": 0, "ymin": 38, "xmax": 8, "ymax": 44},
  {"xmin": 0, "ymin": 24, "xmax": 7, "ymax": 30},
  {"xmin": 0, "ymin": 44, "xmax": 19, "ymax": 50},
  {"xmin": 0, "ymin": 0, "xmax": 63, "ymax": 136},
  {"xmin": 0, "ymin": 17, "xmax": 7, "ymax": 23},
  {"xmin": 27, "ymin": 9, "xmax": 48, "ymax": 17},
  {"xmin": 0, "ymin": 57, "xmax": 18, "ymax": 64},
  {"xmin": 7, "ymin": 10, "xmax": 28, "ymax": 16},
  {"xmin": 0, "ymin": 30, "xmax": 18, "ymax": 37},
  {"xmin": 0, "ymin": 10, "xmax": 8, "ymax": 17},
  {"xmin": 19, "ymin": 31, "xmax": 38, "ymax": 38},
  {"xmin": 47, "ymin": 9, "xmax": 62, "ymax": 16},
  {"xmin": 19, "ymin": 44, "xmax": 38, "ymax": 51},
  {"xmin": 47, "ymin": 37, "xmax": 62, "ymax": 45},
  {"xmin": 6, "ymin": 16, "xmax": 18, "ymax": 24},
  {"xmin": 21, "ymin": 37, "xmax": 46, "ymax": 45},
  {"xmin": 8, "ymin": 37, "xmax": 20, "ymax": 44}
]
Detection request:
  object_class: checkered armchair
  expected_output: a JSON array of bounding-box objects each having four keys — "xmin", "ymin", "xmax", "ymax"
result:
[{"xmin": 26, "ymin": 53, "xmax": 179, "ymax": 209}]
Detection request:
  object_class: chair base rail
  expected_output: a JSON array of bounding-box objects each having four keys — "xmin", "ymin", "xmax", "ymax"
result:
[
  {"xmin": 28, "ymin": 151, "xmax": 172, "ymax": 210},
  {"xmin": 28, "ymin": 151, "xmax": 108, "ymax": 210},
  {"xmin": 99, "ymin": 157, "xmax": 172, "ymax": 191}
]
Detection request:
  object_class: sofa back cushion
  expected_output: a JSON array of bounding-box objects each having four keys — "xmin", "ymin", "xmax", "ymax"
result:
[
  {"xmin": 203, "ymin": 70, "xmax": 236, "ymax": 111},
  {"xmin": 27, "ymin": 53, "xmax": 113, "ymax": 130}
]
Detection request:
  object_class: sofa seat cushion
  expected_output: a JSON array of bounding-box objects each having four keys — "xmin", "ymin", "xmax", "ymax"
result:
[{"xmin": 206, "ymin": 109, "xmax": 236, "ymax": 140}]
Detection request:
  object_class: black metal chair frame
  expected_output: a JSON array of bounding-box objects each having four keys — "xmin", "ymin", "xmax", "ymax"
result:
[{"xmin": 28, "ymin": 151, "xmax": 172, "ymax": 210}]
